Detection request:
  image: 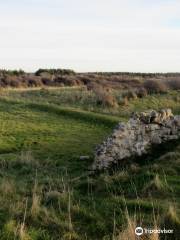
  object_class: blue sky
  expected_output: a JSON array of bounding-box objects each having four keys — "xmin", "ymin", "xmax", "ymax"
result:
[{"xmin": 0, "ymin": 0, "xmax": 180, "ymax": 72}]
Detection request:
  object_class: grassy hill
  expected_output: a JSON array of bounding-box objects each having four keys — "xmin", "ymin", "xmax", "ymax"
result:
[{"xmin": 0, "ymin": 87, "xmax": 179, "ymax": 239}]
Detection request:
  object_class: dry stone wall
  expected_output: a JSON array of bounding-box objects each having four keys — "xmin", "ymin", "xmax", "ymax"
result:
[{"xmin": 93, "ymin": 109, "xmax": 180, "ymax": 170}]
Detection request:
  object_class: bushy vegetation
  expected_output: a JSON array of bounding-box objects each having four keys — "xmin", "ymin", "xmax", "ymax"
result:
[
  {"xmin": 144, "ymin": 80, "xmax": 168, "ymax": 94},
  {"xmin": 0, "ymin": 69, "xmax": 180, "ymax": 94},
  {"xmin": 0, "ymin": 86, "xmax": 179, "ymax": 239},
  {"xmin": 35, "ymin": 68, "xmax": 75, "ymax": 76}
]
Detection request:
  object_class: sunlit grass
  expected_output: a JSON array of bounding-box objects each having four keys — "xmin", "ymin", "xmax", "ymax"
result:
[{"xmin": 0, "ymin": 88, "xmax": 179, "ymax": 239}]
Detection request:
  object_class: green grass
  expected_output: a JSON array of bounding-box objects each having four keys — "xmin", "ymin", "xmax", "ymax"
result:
[
  {"xmin": 1, "ymin": 87, "xmax": 180, "ymax": 116},
  {"xmin": 0, "ymin": 98, "xmax": 119, "ymax": 175},
  {"xmin": 0, "ymin": 88, "xmax": 179, "ymax": 239}
]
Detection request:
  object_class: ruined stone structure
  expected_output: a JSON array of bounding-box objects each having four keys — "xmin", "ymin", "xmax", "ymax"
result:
[{"xmin": 93, "ymin": 109, "xmax": 180, "ymax": 170}]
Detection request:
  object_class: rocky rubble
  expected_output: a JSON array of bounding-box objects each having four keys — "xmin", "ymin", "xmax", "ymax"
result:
[{"xmin": 93, "ymin": 109, "xmax": 180, "ymax": 170}]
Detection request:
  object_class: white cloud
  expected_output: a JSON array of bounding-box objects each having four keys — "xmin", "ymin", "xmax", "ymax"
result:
[{"xmin": 0, "ymin": 0, "xmax": 180, "ymax": 72}]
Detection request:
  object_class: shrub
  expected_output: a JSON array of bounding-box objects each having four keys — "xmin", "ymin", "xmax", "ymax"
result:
[
  {"xmin": 166, "ymin": 78, "xmax": 180, "ymax": 90},
  {"xmin": 86, "ymin": 82, "xmax": 100, "ymax": 91},
  {"xmin": 54, "ymin": 76, "xmax": 78, "ymax": 86},
  {"xmin": 10, "ymin": 79, "xmax": 21, "ymax": 88},
  {"xmin": 118, "ymin": 96, "xmax": 129, "ymax": 106},
  {"xmin": 35, "ymin": 68, "xmax": 75, "ymax": 76},
  {"xmin": 0, "ymin": 79, "xmax": 6, "ymax": 87},
  {"xmin": 92, "ymin": 86, "xmax": 118, "ymax": 108},
  {"xmin": 41, "ymin": 77, "xmax": 53, "ymax": 86},
  {"xmin": 136, "ymin": 87, "xmax": 148, "ymax": 98},
  {"xmin": 122, "ymin": 89, "xmax": 137, "ymax": 100},
  {"xmin": 99, "ymin": 94, "xmax": 118, "ymax": 108},
  {"xmin": 144, "ymin": 80, "xmax": 168, "ymax": 94},
  {"xmin": 27, "ymin": 78, "xmax": 42, "ymax": 87}
]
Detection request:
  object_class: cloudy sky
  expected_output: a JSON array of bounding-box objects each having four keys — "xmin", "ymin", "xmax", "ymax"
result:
[{"xmin": 0, "ymin": 0, "xmax": 180, "ymax": 72}]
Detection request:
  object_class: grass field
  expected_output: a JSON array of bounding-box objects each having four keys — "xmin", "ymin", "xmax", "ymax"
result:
[{"xmin": 0, "ymin": 88, "xmax": 179, "ymax": 240}]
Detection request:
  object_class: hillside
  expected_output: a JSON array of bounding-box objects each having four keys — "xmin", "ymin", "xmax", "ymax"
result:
[{"xmin": 0, "ymin": 87, "xmax": 179, "ymax": 239}]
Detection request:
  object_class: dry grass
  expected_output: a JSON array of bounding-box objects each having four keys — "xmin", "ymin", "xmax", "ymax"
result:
[
  {"xmin": 162, "ymin": 205, "xmax": 180, "ymax": 230},
  {"xmin": 117, "ymin": 216, "xmax": 160, "ymax": 240},
  {"xmin": 30, "ymin": 175, "xmax": 42, "ymax": 219},
  {"xmin": 31, "ymin": 193, "xmax": 41, "ymax": 219},
  {"xmin": 0, "ymin": 178, "xmax": 16, "ymax": 196},
  {"xmin": 20, "ymin": 150, "xmax": 38, "ymax": 166},
  {"xmin": 143, "ymin": 174, "xmax": 170, "ymax": 195}
]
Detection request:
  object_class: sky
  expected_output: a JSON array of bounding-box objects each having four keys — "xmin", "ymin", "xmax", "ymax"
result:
[{"xmin": 0, "ymin": 0, "xmax": 180, "ymax": 72}]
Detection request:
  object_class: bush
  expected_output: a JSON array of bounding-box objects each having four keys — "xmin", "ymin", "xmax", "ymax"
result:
[
  {"xmin": 27, "ymin": 77, "xmax": 42, "ymax": 87},
  {"xmin": 92, "ymin": 86, "xmax": 118, "ymax": 108},
  {"xmin": 35, "ymin": 68, "xmax": 75, "ymax": 76},
  {"xmin": 99, "ymin": 94, "xmax": 118, "ymax": 108},
  {"xmin": 166, "ymin": 78, "xmax": 180, "ymax": 90},
  {"xmin": 86, "ymin": 82, "xmax": 100, "ymax": 91},
  {"xmin": 144, "ymin": 80, "xmax": 168, "ymax": 94},
  {"xmin": 41, "ymin": 77, "xmax": 53, "ymax": 86},
  {"xmin": 9, "ymin": 79, "xmax": 21, "ymax": 88},
  {"xmin": 119, "ymin": 96, "xmax": 129, "ymax": 106},
  {"xmin": 122, "ymin": 89, "xmax": 137, "ymax": 100},
  {"xmin": 136, "ymin": 87, "xmax": 148, "ymax": 98},
  {"xmin": 54, "ymin": 76, "xmax": 78, "ymax": 86}
]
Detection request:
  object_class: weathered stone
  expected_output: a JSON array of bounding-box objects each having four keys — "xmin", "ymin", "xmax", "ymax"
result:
[
  {"xmin": 92, "ymin": 109, "xmax": 180, "ymax": 170},
  {"xmin": 174, "ymin": 116, "xmax": 180, "ymax": 127},
  {"xmin": 151, "ymin": 134, "xmax": 162, "ymax": 144}
]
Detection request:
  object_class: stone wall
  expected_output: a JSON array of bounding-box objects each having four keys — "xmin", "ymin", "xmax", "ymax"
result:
[{"xmin": 93, "ymin": 109, "xmax": 180, "ymax": 170}]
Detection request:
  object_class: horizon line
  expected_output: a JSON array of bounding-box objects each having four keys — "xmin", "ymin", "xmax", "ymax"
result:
[{"xmin": 1, "ymin": 68, "xmax": 180, "ymax": 74}]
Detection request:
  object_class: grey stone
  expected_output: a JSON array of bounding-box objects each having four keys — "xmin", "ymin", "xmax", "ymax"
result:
[{"xmin": 92, "ymin": 109, "xmax": 180, "ymax": 170}]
